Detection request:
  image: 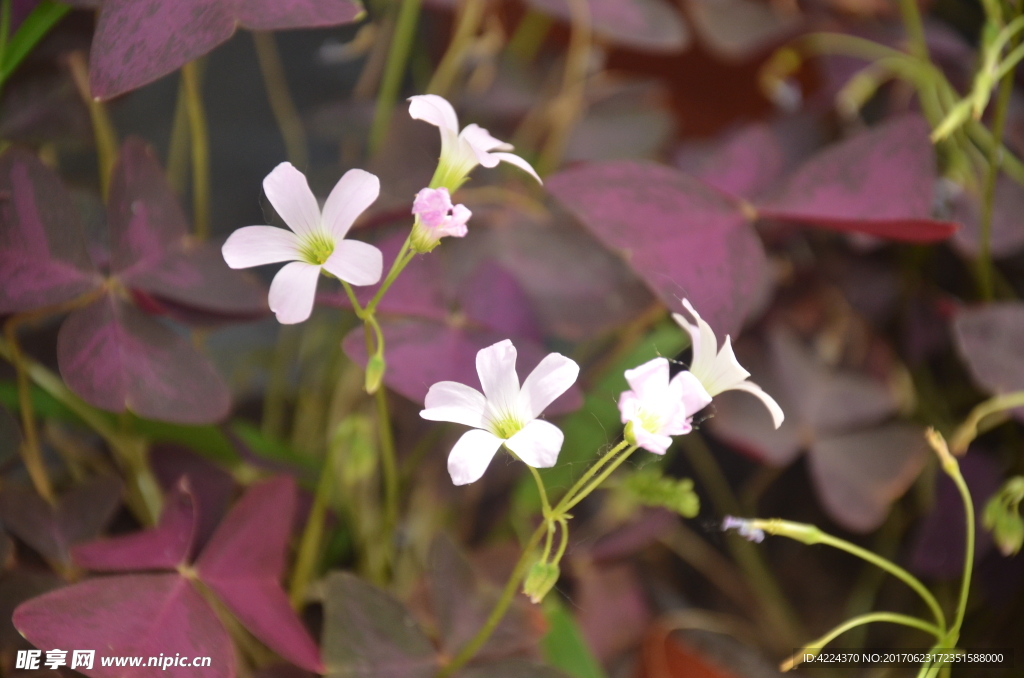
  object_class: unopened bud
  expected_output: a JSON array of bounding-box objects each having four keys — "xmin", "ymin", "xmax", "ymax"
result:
[
  {"xmin": 523, "ymin": 561, "xmax": 560, "ymax": 604},
  {"xmin": 365, "ymin": 354, "xmax": 385, "ymax": 394},
  {"xmin": 623, "ymin": 420, "xmax": 638, "ymax": 447},
  {"xmin": 984, "ymin": 477, "xmax": 1024, "ymax": 556}
]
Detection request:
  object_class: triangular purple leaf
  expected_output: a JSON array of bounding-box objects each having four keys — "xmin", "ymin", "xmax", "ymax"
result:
[
  {"xmin": 195, "ymin": 476, "xmax": 323, "ymax": 673},
  {"xmin": 547, "ymin": 160, "xmax": 767, "ymax": 337},
  {"xmin": 151, "ymin": 445, "xmax": 236, "ymax": 551},
  {"xmin": 72, "ymin": 479, "xmax": 197, "ymax": 572},
  {"xmin": 952, "ymin": 303, "xmax": 1024, "ymax": 399},
  {"xmin": 756, "ymin": 115, "xmax": 957, "ymax": 243},
  {"xmin": 13, "ymin": 573, "xmax": 234, "ymax": 678},
  {"xmin": 0, "ymin": 147, "xmax": 101, "ymax": 313},
  {"xmin": 56, "ymin": 294, "xmax": 232, "ymax": 424}
]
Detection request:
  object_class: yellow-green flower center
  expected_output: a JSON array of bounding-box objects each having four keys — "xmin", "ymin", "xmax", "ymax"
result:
[
  {"xmin": 299, "ymin": 231, "xmax": 335, "ymax": 265},
  {"xmin": 489, "ymin": 413, "xmax": 524, "ymax": 439},
  {"xmin": 636, "ymin": 408, "xmax": 661, "ymax": 434}
]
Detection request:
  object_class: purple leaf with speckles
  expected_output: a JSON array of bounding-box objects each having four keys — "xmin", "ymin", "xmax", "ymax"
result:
[
  {"xmin": 547, "ymin": 160, "xmax": 767, "ymax": 337},
  {"xmin": 14, "ymin": 573, "xmax": 235, "ymax": 678},
  {"xmin": 0, "ymin": 147, "xmax": 101, "ymax": 313},
  {"xmin": 72, "ymin": 479, "xmax": 197, "ymax": 572},
  {"xmin": 196, "ymin": 477, "xmax": 323, "ymax": 673},
  {"xmin": 709, "ymin": 329, "xmax": 927, "ymax": 532},
  {"xmin": 88, "ymin": 0, "xmax": 363, "ymax": 100},
  {"xmin": 756, "ymin": 116, "xmax": 958, "ymax": 243}
]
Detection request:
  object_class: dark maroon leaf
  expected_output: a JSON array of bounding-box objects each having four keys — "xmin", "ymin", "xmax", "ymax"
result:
[
  {"xmin": 710, "ymin": 329, "xmax": 926, "ymax": 532},
  {"xmin": 13, "ymin": 573, "xmax": 234, "ymax": 678},
  {"xmin": 196, "ymin": 476, "xmax": 323, "ymax": 673},
  {"xmin": 0, "ymin": 570, "xmax": 62, "ymax": 651},
  {"xmin": 321, "ymin": 572, "xmax": 438, "ymax": 678},
  {"xmin": 151, "ymin": 445, "xmax": 235, "ymax": 550},
  {"xmin": 57, "ymin": 294, "xmax": 232, "ymax": 424},
  {"xmin": 429, "ymin": 535, "xmax": 538, "ymax": 661},
  {"xmin": 0, "ymin": 147, "xmax": 101, "ymax": 313},
  {"xmin": 72, "ymin": 479, "xmax": 197, "ymax": 572},
  {"xmin": 0, "ymin": 475, "xmax": 122, "ymax": 564},
  {"xmin": 547, "ymin": 160, "xmax": 767, "ymax": 336},
  {"xmin": 949, "ymin": 176, "xmax": 1024, "ymax": 259},
  {"xmin": 0, "ymin": 405, "xmax": 20, "ymax": 468},
  {"xmin": 910, "ymin": 452, "xmax": 1001, "ymax": 579},
  {"xmin": 755, "ymin": 116, "xmax": 958, "ymax": 243},
  {"xmin": 0, "ymin": 525, "xmax": 12, "ymax": 571},
  {"xmin": 459, "ymin": 661, "xmax": 570, "ymax": 678},
  {"xmin": 676, "ymin": 123, "xmax": 788, "ymax": 201},
  {"xmin": 89, "ymin": 0, "xmax": 363, "ymax": 99},
  {"xmin": 952, "ymin": 303, "xmax": 1024, "ymax": 399},
  {"xmin": 524, "ymin": 0, "xmax": 688, "ymax": 52}
]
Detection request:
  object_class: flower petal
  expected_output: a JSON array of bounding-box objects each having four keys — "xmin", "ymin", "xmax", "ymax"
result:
[
  {"xmin": 268, "ymin": 261, "xmax": 321, "ymax": 324},
  {"xmin": 518, "ymin": 352, "xmax": 580, "ymax": 419},
  {"xmin": 630, "ymin": 423, "xmax": 674, "ymax": 455},
  {"xmin": 321, "ymin": 169, "xmax": 380, "ymax": 240},
  {"xmin": 263, "ymin": 163, "xmax": 322, "ymax": 238},
  {"xmin": 704, "ymin": 336, "xmax": 750, "ymax": 395},
  {"xmin": 671, "ymin": 370, "xmax": 713, "ymax": 417},
  {"xmin": 448, "ymin": 429, "xmax": 504, "ymax": 485},
  {"xmin": 505, "ymin": 419, "xmax": 563, "ymax": 468},
  {"xmin": 460, "ymin": 124, "xmax": 514, "ymax": 154},
  {"xmin": 421, "ymin": 381, "xmax": 487, "ymax": 429},
  {"xmin": 624, "ymin": 357, "xmax": 670, "ymax": 403},
  {"xmin": 221, "ymin": 226, "xmax": 299, "ymax": 269},
  {"xmin": 726, "ymin": 380, "xmax": 785, "ymax": 429},
  {"xmin": 476, "ymin": 339, "xmax": 520, "ymax": 414},
  {"xmin": 674, "ymin": 299, "xmax": 718, "ymax": 385},
  {"xmin": 408, "ymin": 94, "xmax": 460, "ymax": 134},
  {"xmin": 491, "ymin": 152, "xmax": 543, "ymax": 185},
  {"xmin": 322, "ymin": 239, "xmax": 383, "ymax": 286}
]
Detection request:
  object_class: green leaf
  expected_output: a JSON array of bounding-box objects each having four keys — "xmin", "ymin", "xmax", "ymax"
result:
[
  {"xmin": 231, "ymin": 419, "xmax": 319, "ymax": 473},
  {"xmin": 129, "ymin": 416, "xmax": 241, "ymax": 467},
  {"xmin": 621, "ymin": 468, "xmax": 700, "ymax": 517},
  {"xmin": 0, "ymin": 1, "xmax": 71, "ymax": 82},
  {"xmin": 540, "ymin": 597, "xmax": 607, "ymax": 678}
]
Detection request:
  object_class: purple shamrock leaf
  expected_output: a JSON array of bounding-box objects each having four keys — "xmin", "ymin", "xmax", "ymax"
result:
[
  {"xmin": 685, "ymin": 0, "xmax": 801, "ymax": 61},
  {"xmin": 524, "ymin": 0, "xmax": 689, "ymax": 53},
  {"xmin": 0, "ymin": 147, "xmax": 102, "ymax": 313},
  {"xmin": 709, "ymin": 329, "xmax": 927, "ymax": 532},
  {"xmin": 948, "ymin": 176, "xmax": 1024, "ymax": 259},
  {"xmin": 952, "ymin": 303, "xmax": 1024, "ymax": 407},
  {"xmin": 14, "ymin": 573, "xmax": 234, "ymax": 678},
  {"xmin": 0, "ymin": 475, "xmax": 122, "ymax": 565},
  {"xmin": 547, "ymin": 160, "xmax": 768, "ymax": 337},
  {"xmin": 88, "ymin": 0, "xmax": 364, "ymax": 99},
  {"xmin": 336, "ymin": 234, "xmax": 582, "ymax": 414},
  {"xmin": 151, "ymin": 445, "xmax": 236, "ymax": 551},
  {"xmin": 755, "ymin": 116, "xmax": 958, "ymax": 243}
]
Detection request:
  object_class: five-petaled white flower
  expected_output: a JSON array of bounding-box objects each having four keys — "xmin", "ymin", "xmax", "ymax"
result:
[
  {"xmin": 222, "ymin": 163, "xmax": 384, "ymax": 325},
  {"xmin": 410, "ymin": 186, "xmax": 471, "ymax": 252},
  {"xmin": 420, "ymin": 339, "xmax": 579, "ymax": 486},
  {"xmin": 618, "ymin": 357, "xmax": 712, "ymax": 455},
  {"xmin": 408, "ymin": 94, "xmax": 542, "ymax": 191},
  {"xmin": 673, "ymin": 299, "xmax": 784, "ymax": 428}
]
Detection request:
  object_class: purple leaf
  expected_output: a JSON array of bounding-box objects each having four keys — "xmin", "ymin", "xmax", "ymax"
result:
[
  {"xmin": 676, "ymin": 123, "xmax": 788, "ymax": 200},
  {"xmin": 321, "ymin": 572, "xmax": 438, "ymax": 678},
  {"xmin": 547, "ymin": 160, "xmax": 767, "ymax": 337},
  {"xmin": 72, "ymin": 479, "xmax": 197, "ymax": 572},
  {"xmin": 756, "ymin": 116, "xmax": 958, "ymax": 243},
  {"xmin": 952, "ymin": 303, "xmax": 1024, "ymax": 399},
  {"xmin": 709, "ymin": 329, "xmax": 924, "ymax": 532},
  {"xmin": 89, "ymin": 0, "xmax": 363, "ymax": 99},
  {"xmin": 196, "ymin": 477, "xmax": 323, "ymax": 673},
  {"xmin": 0, "ymin": 147, "xmax": 101, "ymax": 313},
  {"xmin": 949, "ymin": 176, "xmax": 1024, "ymax": 259},
  {"xmin": 56, "ymin": 294, "xmax": 232, "ymax": 424},
  {"xmin": 151, "ymin": 445, "xmax": 236, "ymax": 550},
  {"xmin": 13, "ymin": 573, "xmax": 234, "ymax": 678},
  {"xmin": 0, "ymin": 475, "xmax": 122, "ymax": 564},
  {"xmin": 525, "ymin": 0, "xmax": 689, "ymax": 52},
  {"xmin": 909, "ymin": 452, "xmax": 1001, "ymax": 579},
  {"xmin": 0, "ymin": 569, "xmax": 63, "ymax": 651},
  {"xmin": 459, "ymin": 661, "xmax": 571, "ymax": 678},
  {"xmin": 686, "ymin": 0, "xmax": 801, "ymax": 60}
]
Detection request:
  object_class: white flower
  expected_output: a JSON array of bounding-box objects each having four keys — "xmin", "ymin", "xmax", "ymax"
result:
[
  {"xmin": 420, "ymin": 339, "xmax": 579, "ymax": 485},
  {"xmin": 672, "ymin": 299, "xmax": 784, "ymax": 428},
  {"xmin": 222, "ymin": 163, "xmax": 384, "ymax": 324},
  {"xmin": 408, "ymin": 94, "xmax": 541, "ymax": 191},
  {"xmin": 618, "ymin": 357, "xmax": 712, "ymax": 455}
]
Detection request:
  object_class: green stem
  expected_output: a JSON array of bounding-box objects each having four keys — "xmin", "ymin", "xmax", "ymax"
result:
[
  {"xmin": 167, "ymin": 76, "xmax": 191, "ymax": 196},
  {"xmin": 180, "ymin": 60, "xmax": 211, "ymax": 240},
  {"xmin": 375, "ymin": 386, "xmax": 399, "ymax": 550},
  {"xmin": 369, "ymin": 0, "xmax": 422, "ymax": 155},
  {"xmin": 552, "ymin": 439, "xmax": 629, "ymax": 513},
  {"xmin": 366, "ymin": 241, "xmax": 414, "ymax": 313},
  {"xmin": 559, "ymin": 444, "xmax": 637, "ymax": 512},
  {"xmin": 67, "ymin": 51, "xmax": 118, "ymax": 198},
  {"xmin": 896, "ymin": 0, "xmax": 930, "ymax": 61},
  {"xmin": 948, "ymin": 468, "xmax": 975, "ymax": 640},
  {"xmin": 782, "ymin": 612, "xmax": 943, "ymax": 671},
  {"xmin": 0, "ymin": 0, "xmax": 12, "ymax": 68},
  {"xmin": 252, "ymin": 31, "xmax": 310, "ymax": 169},
  {"xmin": 4, "ymin": 318, "xmax": 54, "ymax": 503},
  {"xmin": 289, "ymin": 448, "xmax": 334, "ymax": 609},
  {"xmin": 426, "ymin": 0, "xmax": 487, "ymax": 96},
  {"xmin": 526, "ymin": 463, "xmax": 551, "ymax": 516},
  {"xmin": 506, "ymin": 9, "xmax": 553, "ymax": 63},
  {"xmin": 0, "ymin": 1, "xmax": 70, "ymax": 93},
  {"xmin": 949, "ymin": 390, "xmax": 1024, "ymax": 453},
  {"xmin": 436, "ymin": 522, "xmax": 547, "ymax": 678}
]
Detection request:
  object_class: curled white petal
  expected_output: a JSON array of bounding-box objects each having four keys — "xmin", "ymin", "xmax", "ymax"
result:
[
  {"xmin": 726, "ymin": 380, "xmax": 785, "ymax": 429},
  {"xmin": 421, "ymin": 382, "xmax": 488, "ymax": 429},
  {"xmin": 268, "ymin": 261, "xmax": 321, "ymax": 324},
  {"xmin": 490, "ymin": 152, "xmax": 543, "ymax": 184},
  {"xmin": 221, "ymin": 226, "xmax": 299, "ymax": 268},
  {"xmin": 505, "ymin": 419, "xmax": 563, "ymax": 468},
  {"xmin": 263, "ymin": 163, "xmax": 322, "ymax": 238},
  {"xmin": 408, "ymin": 94, "xmax": 460, "ymax": 134},
  {"xmin": 448, "ymin": 429, "xmax": 504, "ymax": 485},
  {"xmin": 322, "ymin": 239, "xmax": 383, "ymax": 286}
]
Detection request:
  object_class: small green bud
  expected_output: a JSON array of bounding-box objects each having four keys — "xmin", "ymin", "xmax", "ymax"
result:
[
  {"xmin": 983, "ymin": 476, "xmax": 1024, "ymax": 556},
  {"xmin": 365, "ymin": 354, "xmax": 386, "ymax": 394},
  {"xmin": 523, "ymin": 561, "xmax": 560, "ymax": 604},
  {"xmin": 623, "ymin": 420, "xmax": 638, "ymax": 447}
]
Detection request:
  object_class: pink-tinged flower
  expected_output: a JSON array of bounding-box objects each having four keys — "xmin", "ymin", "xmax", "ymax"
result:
[
  {"xmin": 410, "ymin": 187, "xmax": 471, "ymax": 252},
  {"xmin": 618, "ymin": 357, "xmax": 712, "ymax": 454},
  {"xmin": 222, "ymin": 163, "xmax": 383, "ymax": 324},
  {"xmin": 420, "ymin": 339, "xmax": 579, "ymax": 485},
  {"xmin": 673, "ymin": 299, "xmax": 784, "ymax": 428},
  {"xmin": 408, "ymin": 94, "xmax": 541, "ymax": 191}
]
